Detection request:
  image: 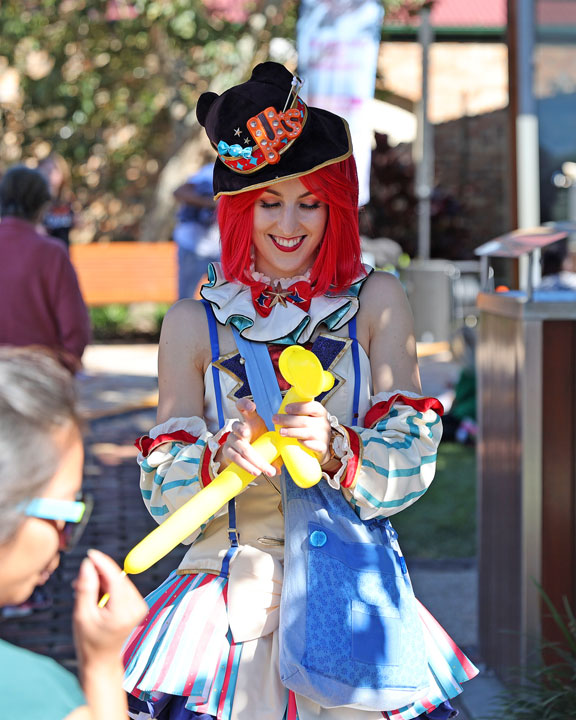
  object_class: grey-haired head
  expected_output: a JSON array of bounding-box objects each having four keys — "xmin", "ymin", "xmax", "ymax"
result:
[{"xmin": 0, "ymin": 348, "xmax": 80, "ymax": 545}]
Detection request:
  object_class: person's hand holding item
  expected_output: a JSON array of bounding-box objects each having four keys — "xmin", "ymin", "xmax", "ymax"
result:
[
  {"xmin": 273, "ymin": 401, "xmax": 334, "ymax": 468},
  {"xmin": 73, "ymin": 548, "xmax": 147, "ymax": 720},
  {"xmin": 217, "ymin": 398, "xmax": 279, "ymax": 477}
]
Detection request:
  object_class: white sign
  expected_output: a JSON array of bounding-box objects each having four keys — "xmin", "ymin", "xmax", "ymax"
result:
[{"xmin": 297, "ymin": 0, "xmax": 384, "ymax": 206}]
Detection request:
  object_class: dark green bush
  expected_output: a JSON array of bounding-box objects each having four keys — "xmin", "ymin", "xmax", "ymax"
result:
[
  {"xmin": 89, "ymin": 303, "xmax": 169, "ymax": 342},
  {"xmin": 497, "ymin": 592, "xmax": 576, "ymax": 719}
]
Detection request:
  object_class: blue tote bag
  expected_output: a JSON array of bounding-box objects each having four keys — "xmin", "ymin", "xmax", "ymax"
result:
[{"xmin": 232, "ymin": 329, "xmax": 429, "ymax": 711}]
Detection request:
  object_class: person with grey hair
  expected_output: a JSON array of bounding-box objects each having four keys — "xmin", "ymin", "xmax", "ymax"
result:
[
  {"xmin": 0, "ymin": 347, "xmax": 147, "ymax": 719},
  {"xmin": 0, "ymin": 165, "xmax": 91, "ymax": 374}
]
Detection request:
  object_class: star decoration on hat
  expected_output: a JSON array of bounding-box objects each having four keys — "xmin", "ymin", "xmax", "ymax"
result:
[
  {"xmin": 234, "ymin": 127, "xmax": 242, "ymax": 136},
  {"xmin": 243, "ymin": 137, "xmax": 251, "ymax": 144}
]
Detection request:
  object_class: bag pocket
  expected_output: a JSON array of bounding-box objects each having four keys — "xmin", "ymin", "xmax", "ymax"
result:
[
  {"xmin": 302, "ymin": 522, "xmax": 412, "ymax": 689},
  {"xmin": 351, "ymin": 599, "xmax": 400, "ymax": 666}
]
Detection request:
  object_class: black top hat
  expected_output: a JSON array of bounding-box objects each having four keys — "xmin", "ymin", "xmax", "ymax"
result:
[{"xmin": 196, "ymin": 62, "xmax": 352, "ymax": 198}]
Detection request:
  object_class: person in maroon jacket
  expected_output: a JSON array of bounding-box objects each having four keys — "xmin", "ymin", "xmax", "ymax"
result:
[{"xmin": 0, "ymin": 165, "xmax": 91, "ymax": 375}]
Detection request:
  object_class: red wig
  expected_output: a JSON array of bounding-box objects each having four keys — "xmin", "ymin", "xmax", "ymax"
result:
[{"xmin": 217, "ymin": 155, "xmax": 364, "ymax": 296}]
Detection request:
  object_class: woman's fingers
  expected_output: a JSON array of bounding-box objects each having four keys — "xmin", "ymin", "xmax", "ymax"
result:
[
  {"xmin": 213, "ymin": 401, "xmax": 272, "ymax": 475},
  {"xmin": 222, "ymin": 399, "xmax": 332, "ymax": 478},
  {"xmin": 226, "ymin": 446, "xmax": 275, "ymax": 477},
  {"xmin": 73, "ymin": 551, "xmax": 147, "ymax": 665},
  {"xmin": 230, "ymin": 420, "xmax": 251, "ymax": 440},
  {"xmin": 237, "ymin": 398, "xmax": 268, "ymax": 437},
  {"xmin": 283, "ymin": 401, "xmax": 328, "ymax": 417},
  {"xmin": 74, "ymin": 555, "xmax": 100, "ymax": 608},
  {"xmin": 273, "ymin": 402, "xmax": 331, "ymax": 436},
  {"xmin": 224, "ymin": 417, "xmax": 277, "ymax": 477},
  {"xmin": 237, "ymin": 397, "xmax": 257, "ymax": 416},
  {"xmin": 272, "ymin": 401, "xmax": 332, "ymax": 462}
]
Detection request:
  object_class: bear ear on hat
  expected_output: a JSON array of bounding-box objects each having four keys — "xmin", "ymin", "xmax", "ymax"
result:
[
  {"xmin": 249, "ymin": 61, "xmax": 294, "ymax": 88},
  {"xmin": 196, "ymin": 91, "xmax": 218, "ymax": 127}
]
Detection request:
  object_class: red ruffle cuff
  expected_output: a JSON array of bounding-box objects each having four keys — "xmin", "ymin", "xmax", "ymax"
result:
[
  {"xmin": 135, "ymin": 430, "xmax": 200, "ymax": 458},
  {"xmin": 364, "ymin": 394, "xmax": 444, "ymax": 430}
]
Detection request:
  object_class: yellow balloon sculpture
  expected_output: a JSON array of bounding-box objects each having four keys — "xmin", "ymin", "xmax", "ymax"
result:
[{"xmin": 124, "ymin": 345, "xmax": 334, "ymax": 576}]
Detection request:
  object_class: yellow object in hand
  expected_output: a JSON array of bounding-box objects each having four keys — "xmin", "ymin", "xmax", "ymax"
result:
[{"xmin": 122, "ymin": 345, "xmax": 334, "ymax": 576}]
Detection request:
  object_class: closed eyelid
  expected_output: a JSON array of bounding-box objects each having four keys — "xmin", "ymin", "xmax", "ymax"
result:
[{"xmin": 259, "ymin": 199, "xmax": 281, "ymax": 208}]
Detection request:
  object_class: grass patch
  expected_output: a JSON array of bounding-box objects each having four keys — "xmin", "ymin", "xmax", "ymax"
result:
[{"xmin": 391, "ymin": 442, "xmax": 477, "ymax": 559}]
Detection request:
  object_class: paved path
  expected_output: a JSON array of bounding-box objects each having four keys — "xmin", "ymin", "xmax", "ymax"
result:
[{"xmin": 0, "ymin": 343, "xmax": 498, "ymax": 718}]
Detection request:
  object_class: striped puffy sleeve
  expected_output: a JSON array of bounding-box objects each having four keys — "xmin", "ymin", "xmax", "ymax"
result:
[
  {"xmin": 335, "ymin": 391, "xmax": 444, "ymax": 521},
  {"xmin": 135, "ymin": 416, "xmax": 233, "ymax": 544}
]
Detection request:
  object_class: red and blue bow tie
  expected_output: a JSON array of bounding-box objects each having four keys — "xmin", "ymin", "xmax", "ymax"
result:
[{"xmin": 250, "ymin": 280, "xmax": 312, "ymax": 318}]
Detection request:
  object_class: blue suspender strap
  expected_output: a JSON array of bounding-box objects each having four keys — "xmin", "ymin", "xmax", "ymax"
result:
[
  {"xmin": 201, "ymin": 299, "xmax": 238, "ymax": 572},
  {"xmin": 349, "ymin": 314, "xmax": 361, "ymax": 421},
  {"xmin": 201, "ymin": 299, "xmax": 225, "ymax": 429},
  {"xmin": 220, "ymin": 491, "xmax": 239, "ymax": 576}
]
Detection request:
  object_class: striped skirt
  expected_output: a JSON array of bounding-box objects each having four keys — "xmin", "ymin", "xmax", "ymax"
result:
[{"xmin": 123, "ymin": 571, "xmax": 478, "ymax": 720}]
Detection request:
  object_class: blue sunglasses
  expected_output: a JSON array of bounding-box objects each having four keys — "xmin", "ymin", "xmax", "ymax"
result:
[{"xmin": 24, "ymin": 494, "xmax": 94, "ymax": 551}]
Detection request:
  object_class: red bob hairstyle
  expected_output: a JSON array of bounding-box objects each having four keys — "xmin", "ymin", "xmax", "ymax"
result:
[{"xmin": 217, "ymin": 155, "xmax": 365, "ymax": 296}]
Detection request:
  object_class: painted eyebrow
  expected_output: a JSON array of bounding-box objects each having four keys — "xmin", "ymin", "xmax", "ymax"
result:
[{"xmin": 261, "ymin": 189, "xmax": 316, "ymax": 199}]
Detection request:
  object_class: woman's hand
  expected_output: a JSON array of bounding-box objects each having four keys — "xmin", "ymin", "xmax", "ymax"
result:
[
  {"xmin": 273, "ymin": 401, "xmax": 334, "ymax": 468},
  {"xmin": 72, "ymin": 549, "xmax": 148, "ymax": 720},
  {"xmin": 73, "ymin": 549, "xmax": 148, "ymax": 672},
  {"xmin": 216, "ymin": 398, "xmax": 279, "ymax": 477}
]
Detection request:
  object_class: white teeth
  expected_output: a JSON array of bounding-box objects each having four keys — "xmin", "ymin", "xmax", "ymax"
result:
[{"xmin": 272, "ymin": 235, "xmax": 303, "ymax": 248}]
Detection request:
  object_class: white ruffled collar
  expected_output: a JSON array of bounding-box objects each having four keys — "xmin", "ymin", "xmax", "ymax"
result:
[{"xmin": 200, "ymin": 262, "xmax": 372, "ymax": 344}]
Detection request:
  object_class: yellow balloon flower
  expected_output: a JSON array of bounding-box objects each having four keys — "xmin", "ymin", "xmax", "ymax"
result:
[{"xmin": 123, "ymin": 345, "xmax": 334, "ymax": 576}]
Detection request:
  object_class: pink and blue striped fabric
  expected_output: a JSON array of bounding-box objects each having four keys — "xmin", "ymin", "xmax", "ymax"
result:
[
  {"xmin": 124, "ymin": 572, "xmax": 476, "ymax": 720},
  {"xmin": 381, "ymin": 601, "xmax": 478, "ymax": 720},
  {"xmin": 123, "ymin": 571, "xmax": 244, "ymax": 720}
]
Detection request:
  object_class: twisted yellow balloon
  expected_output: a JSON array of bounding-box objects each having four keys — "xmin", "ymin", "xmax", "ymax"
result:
[
  {"xmin": 126, "ymin": 345, "xmax": 333, "ymax": 577},
  {"xmin": 98, "ymin": 347, "xmax": 333, "ymax": 607}
]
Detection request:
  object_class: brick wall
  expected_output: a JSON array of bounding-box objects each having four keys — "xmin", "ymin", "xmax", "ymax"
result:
[
  {"xmin": 370, "ymin": 40, "xmax": 512, "ymax": 256},
  {"xmin": 434, "ymin": 108, "xmax": 512, "ymax": 251}
]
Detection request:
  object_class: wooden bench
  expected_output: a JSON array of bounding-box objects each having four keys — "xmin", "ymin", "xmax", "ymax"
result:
[{"xmin": 70, "ymin": 242, "xmax": 178, "ymax": 306}]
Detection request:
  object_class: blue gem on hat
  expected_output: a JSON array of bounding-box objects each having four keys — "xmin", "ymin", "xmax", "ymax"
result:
[{"xmin": 217, "ymin": 140, "xmax": 253, "ymax": 159}]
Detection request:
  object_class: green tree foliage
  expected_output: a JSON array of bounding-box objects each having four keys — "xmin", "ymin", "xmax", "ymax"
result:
[
  {"xmin": 0, "ymin": 0, "xmax": 426, "ymax": 242},
  {"xmin": 0, "ymin": 0, "xmax": 298, "ymax": 241}
]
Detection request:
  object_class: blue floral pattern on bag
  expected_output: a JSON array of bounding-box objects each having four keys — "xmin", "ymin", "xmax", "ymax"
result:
[
  {"xmin": 279, "ymin": 478, "xmax": 430, "ymax": 710},
  {"xmin": 303, "ymin": 522, "xmax": 425, "ymax": 689}
]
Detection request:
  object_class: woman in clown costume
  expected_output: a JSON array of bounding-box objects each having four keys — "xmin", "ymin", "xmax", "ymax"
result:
[{"xmin": 123, "ymin": 62, "xmax": 478, "ymax": 720}]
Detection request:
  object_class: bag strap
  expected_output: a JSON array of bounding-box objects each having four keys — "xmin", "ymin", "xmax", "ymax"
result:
[
  {"xmin": 232, "ymin": 318, "xmax": 361, "ymax": 437},
  {"xmin": 201, "ymin": 300, "xmax": 239, "ymax": 575},
  {"xmin": 230, "ymin": 316, "xmax": 360, "ymax": 427},
  {"xmin": 231, "ymin": 329, "xmax": 282, "ymax": 432}
]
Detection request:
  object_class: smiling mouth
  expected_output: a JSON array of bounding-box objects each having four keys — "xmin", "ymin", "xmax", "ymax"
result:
[{"xmin": 270, "ymin": 235, "xmax": 306, "ymax": 252}]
